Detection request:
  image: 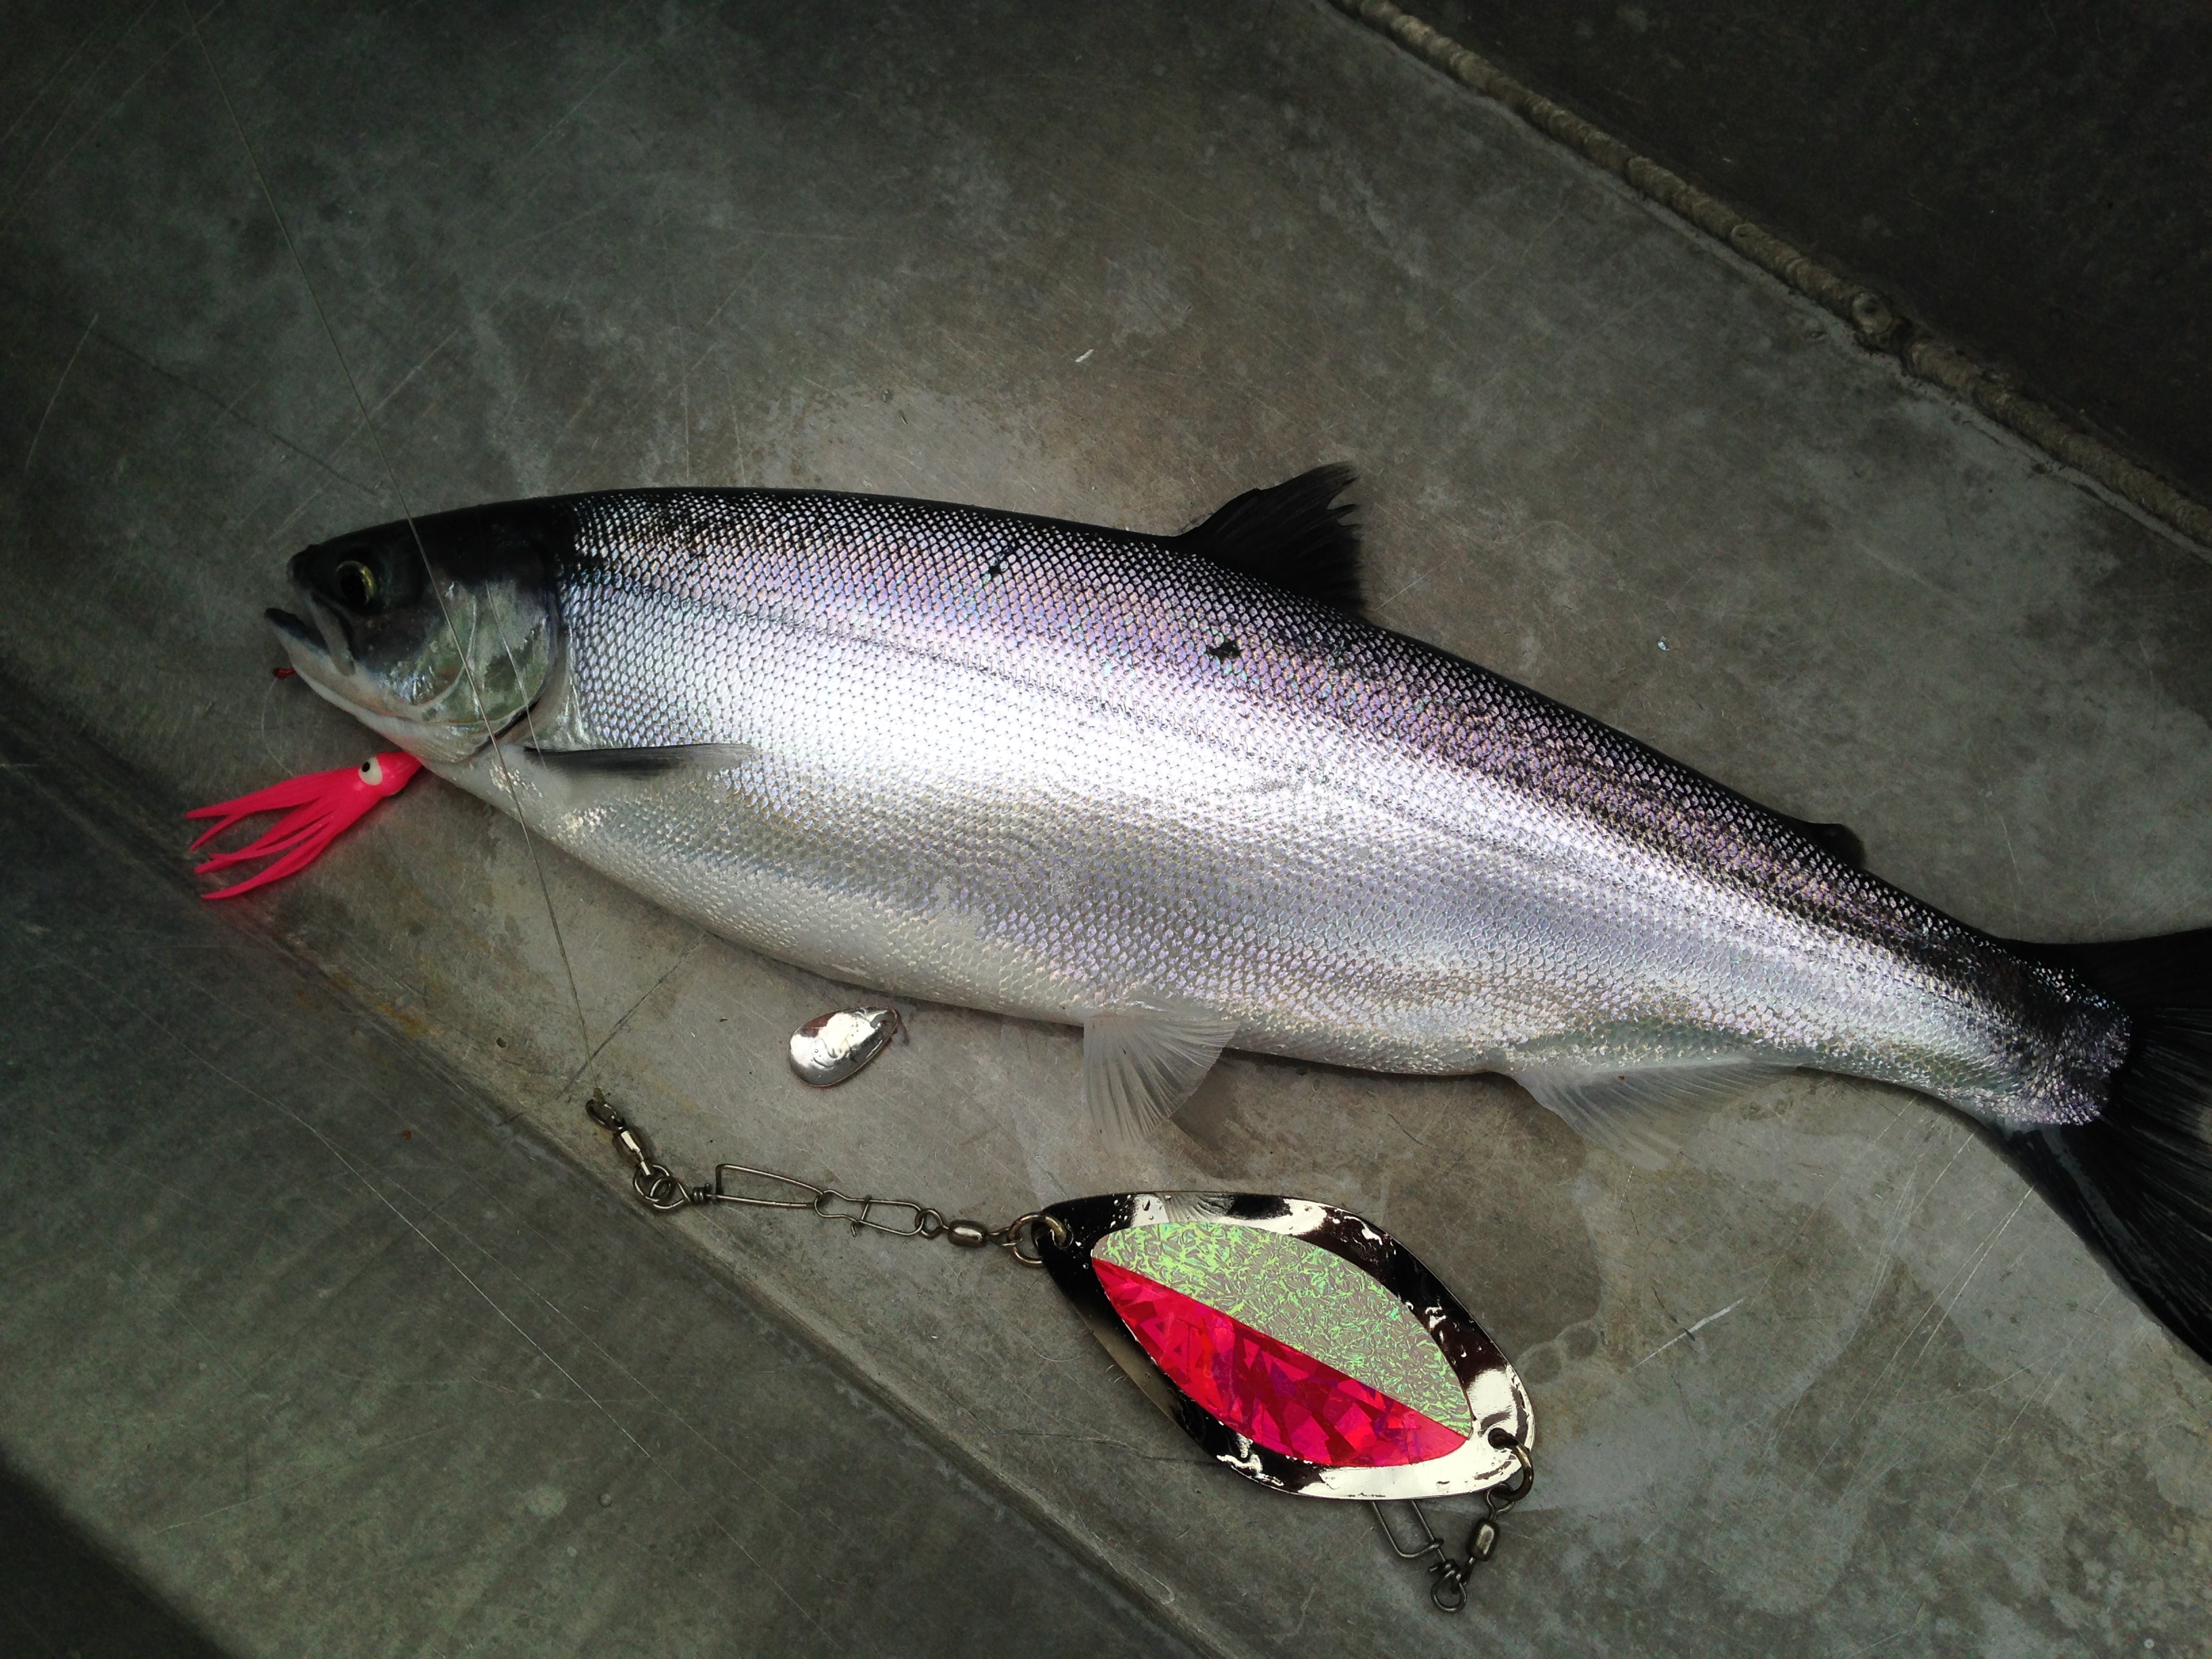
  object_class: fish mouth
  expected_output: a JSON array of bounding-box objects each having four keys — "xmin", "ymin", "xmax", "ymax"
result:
[
  {"xmin": 263, "ymin": 599, "xmax": 539, "ymax": 769},
  {"xmin": 266, "ymin": 606, "xmax": 323, "ymax": 657},
  {"xmin": 267, "ymin": 602, "xmax": 361, "ymax": 685},
  {"xmin": 267, "ymin": 603, "xmax": 341, "ymax": 676},
  {"xmin": 266, "ymin": 602, "xmax": 376, "ymax": 720}
]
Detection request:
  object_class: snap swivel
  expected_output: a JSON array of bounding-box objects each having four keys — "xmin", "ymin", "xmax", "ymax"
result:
[
  {"xmin": 585, "ymin": 1092, "xmax": 1064, "ymax": 1262},
  {"xmin": 1370, "ymin": 1429, "xmax": 1534, "ymax": 1612}
]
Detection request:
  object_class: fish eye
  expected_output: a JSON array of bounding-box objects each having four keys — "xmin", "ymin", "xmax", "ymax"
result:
[{"xmin": 334, "ymin": 559, "xmax": 379, "ymax": 610}]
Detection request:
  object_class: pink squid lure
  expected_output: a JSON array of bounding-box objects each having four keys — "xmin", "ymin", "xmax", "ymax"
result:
[{"xmin": 187, "ymin": 752, "xmax": 422, "ymax": 899}]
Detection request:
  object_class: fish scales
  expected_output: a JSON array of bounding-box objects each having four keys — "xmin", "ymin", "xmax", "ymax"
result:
[
  {"xmin": 261, "ymin": 469, "xmax": 2212, "ymax": 1362},
  {"xmin": 395, "ymin": 487, "xmax": 2121, "ymax": 1130}
]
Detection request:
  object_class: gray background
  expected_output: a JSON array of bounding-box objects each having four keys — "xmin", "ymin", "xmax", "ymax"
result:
[
  {"xmin": 1410, "ymin": 0, "xmax": 2212, "ymax": 501},
  {"xmin": 3, "ymin": 0, "xmax": 2209, "ymax": 1654},
  {"xmin": 0, "ymin": 704, "xmax": 1193, "ymax": 1658}
]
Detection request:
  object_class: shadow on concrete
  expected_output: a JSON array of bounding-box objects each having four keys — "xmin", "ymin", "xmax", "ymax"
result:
[
  {"xmin": 0, "ymin": 1453, "xmax": 233, "ymax": 1659},
  {"xmin": 1410, "ymin": 0, "xmax": 2212, "ymax": 501}
]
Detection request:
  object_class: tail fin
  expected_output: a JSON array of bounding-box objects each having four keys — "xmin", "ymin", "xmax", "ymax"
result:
[{"xmin": 2004, "ymin": 928, "xmax": 2212, "ymax": 1363}]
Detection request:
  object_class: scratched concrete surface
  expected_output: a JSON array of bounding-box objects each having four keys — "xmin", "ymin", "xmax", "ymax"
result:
[
  {"xmin": 0, "ymin": 706, "xmax": 1195, "ymax": 1657},
  {"xmin": 2, "ymin": 1, "xmax": 2209, "ymax": 1655}
]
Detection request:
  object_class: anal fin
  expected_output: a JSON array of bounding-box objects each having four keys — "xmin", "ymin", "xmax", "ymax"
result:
[
  {"xmin": 1084, "ymin": 1002, "xmax": 1240, "ymax": 1139},
  {"xmin": 1509, "ymin": 1057, "xmax": 1793, "ymax": 1170}
]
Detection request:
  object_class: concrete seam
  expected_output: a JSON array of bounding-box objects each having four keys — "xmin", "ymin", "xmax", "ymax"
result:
[{"xmin": 1326, "ymin": 0, "xmax": 2212, "ymax": 555}]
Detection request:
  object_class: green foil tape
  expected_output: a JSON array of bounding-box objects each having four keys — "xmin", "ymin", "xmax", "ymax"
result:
[{"xmin": 1094, "ymin": 1220, "xmax": 1472, "ymax": 1434}]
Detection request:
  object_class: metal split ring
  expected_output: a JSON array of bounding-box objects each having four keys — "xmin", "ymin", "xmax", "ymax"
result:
[
  {"xmin": 994, "ymin": 1212, "xmax": 1069, "ymax": 1267},
  {"xmin": 632, "ymin": 1164, "xmax": 693, "ymax": 1212},
  {"xmin": 1483, "ymin": 1432, "xmax": 1535, "ymax": 1512}
]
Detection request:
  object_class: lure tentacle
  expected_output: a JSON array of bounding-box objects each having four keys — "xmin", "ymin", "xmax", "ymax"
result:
[{"xmin": 186, "ymin": 752, "xmax": 422, "ymax": 899}]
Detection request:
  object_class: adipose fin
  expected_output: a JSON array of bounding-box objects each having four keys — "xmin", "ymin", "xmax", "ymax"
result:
[{"xmin": 1781, "ymin": 815, "xmax": 1868, "ymax": 869}]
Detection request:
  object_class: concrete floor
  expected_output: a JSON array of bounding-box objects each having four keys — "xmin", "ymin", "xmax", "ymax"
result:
[
  {"xmin": 3, "ymin": 1, "xmax": 2210, "ymax": 1655},
  {"xmin": 0, "ymin": 697, "xmax": 1193, "ymax": 1658},
  {"xmin": 1409, "ymin": 0, "xmax": 2212, "ymax": 500}
]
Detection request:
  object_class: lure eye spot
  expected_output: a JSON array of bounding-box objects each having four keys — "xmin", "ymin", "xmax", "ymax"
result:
[{"xmin": 334, "ymin": 559, "xmax": 379, "ymax": 610}]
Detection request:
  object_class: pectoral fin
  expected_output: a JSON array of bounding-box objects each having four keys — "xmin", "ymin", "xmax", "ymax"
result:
[
  {"xmin": 523, "ymin": 741, "xmax": 759, "ymax": 777},
  {"xmin": 1510, "ymin": 1058, "xmax": 1793, "ymax": 1170},
  {"xmin": 1084, "ymin": 1003, "xmax": 1240, "ymax": 1138}
]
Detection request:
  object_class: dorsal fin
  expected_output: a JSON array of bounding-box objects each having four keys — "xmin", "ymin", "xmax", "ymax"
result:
[{"xmin": 1174, "ymin": 465, "xmax": 1363, "ymax": 611}]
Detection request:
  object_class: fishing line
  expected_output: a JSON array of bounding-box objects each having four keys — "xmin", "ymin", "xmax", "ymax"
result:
[
  {"xmin": 167, "ymin": 22, "xmax": 850, "ymax": 1613},
  {"xmin": 184, "ymin": 3, "xmax": 598, "ymax": 1086}
]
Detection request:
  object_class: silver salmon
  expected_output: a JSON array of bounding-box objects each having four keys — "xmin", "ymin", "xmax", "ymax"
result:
[{"xmin": 266, "ymin": 470, "xmax": 2212, "ymax": 1361}]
